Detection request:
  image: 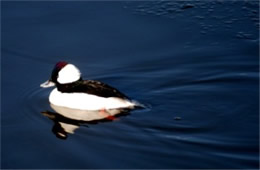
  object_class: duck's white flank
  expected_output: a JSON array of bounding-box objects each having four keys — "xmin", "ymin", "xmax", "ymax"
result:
[
  {"xmin": 57, "ymin": 64, "xmax": 81, "ymax": 84},
  {"xmin": 50, "ymin": 104, "xmax": 123, "ymax": 121},
  {"xmin": 49, "ymin": 88, "xmax": 135, "ymax": 110}
]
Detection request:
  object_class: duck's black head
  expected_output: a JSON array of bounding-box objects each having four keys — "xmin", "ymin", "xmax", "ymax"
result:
[{"xmin": 41, "ymin": 61, "xmax": 82, "ymax": 88}]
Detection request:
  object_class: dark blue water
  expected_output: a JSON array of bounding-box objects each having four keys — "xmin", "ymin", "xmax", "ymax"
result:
[{"xmin": 1, "ymin": 1, "xmax": 259, "ymax": 169}]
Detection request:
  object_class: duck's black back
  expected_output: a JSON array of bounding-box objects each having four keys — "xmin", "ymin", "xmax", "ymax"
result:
[{"xmin": 56, "ymin": 80, "xmax": 129, "ymax": 99}]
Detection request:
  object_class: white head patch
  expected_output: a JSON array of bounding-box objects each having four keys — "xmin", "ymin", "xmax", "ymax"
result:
[{"xmin": 57, "ymin": 64, "xmax": 81, "ymax": 84}]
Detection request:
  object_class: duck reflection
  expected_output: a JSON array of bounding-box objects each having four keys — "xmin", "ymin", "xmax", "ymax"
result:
[{"xmin": 41, "ymin": 104, "xmax": 130, "ymax": 139}]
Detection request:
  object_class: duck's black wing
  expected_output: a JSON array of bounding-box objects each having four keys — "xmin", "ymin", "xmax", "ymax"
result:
[{"xmin": 57, "ymin": 80, "xmax": 130, "ymax": 99}]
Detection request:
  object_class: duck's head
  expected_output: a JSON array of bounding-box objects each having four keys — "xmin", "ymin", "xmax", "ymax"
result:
[{"xmin": 41, "ymin": 61, "xmax": 81, "ymax": 88}]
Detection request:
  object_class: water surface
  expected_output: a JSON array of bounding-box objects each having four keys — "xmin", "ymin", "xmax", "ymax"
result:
[{"xmin": 1, "ymin": 1, "xmax": 259, "ymax": 169}]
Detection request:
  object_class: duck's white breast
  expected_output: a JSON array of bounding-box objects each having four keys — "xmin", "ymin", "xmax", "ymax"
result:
[{"xmin": 49, "ymin": 88, "xmax": 135, "ymax": 110}]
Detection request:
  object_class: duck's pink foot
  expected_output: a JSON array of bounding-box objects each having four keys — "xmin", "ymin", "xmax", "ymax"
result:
[
  {"xmin": 99, "ymin": 108, "xmax": 117, "ymax": 121},
  {"xmin": 106, "ymin": 115, "xmax": 117, "ymax": 121}
]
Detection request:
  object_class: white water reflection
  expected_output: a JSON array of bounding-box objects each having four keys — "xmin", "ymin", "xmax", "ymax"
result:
[{"xmin": 42, "ymin": 104, "xmax": 131, "ymax": 139}]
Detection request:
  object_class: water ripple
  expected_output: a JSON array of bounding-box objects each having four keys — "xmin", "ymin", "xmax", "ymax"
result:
[{"xmin": 18, "ymin": 82, "xmax": 51, "ymax": 123}]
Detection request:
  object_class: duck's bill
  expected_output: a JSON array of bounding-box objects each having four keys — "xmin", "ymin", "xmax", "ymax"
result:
[{"xmin": 40, "ymin": 80, "xmax": 55, "ymax": 88}]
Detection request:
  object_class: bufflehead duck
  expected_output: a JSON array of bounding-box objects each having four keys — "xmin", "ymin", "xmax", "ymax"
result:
[{"xmin": 41, "ymin": 61, "xmax": 137, "ymax": 110}]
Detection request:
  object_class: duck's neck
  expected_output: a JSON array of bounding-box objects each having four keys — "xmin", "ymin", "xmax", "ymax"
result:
[{"xmin": 56, "ymin": 78, "xmax": 83, "ymax": 93}]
